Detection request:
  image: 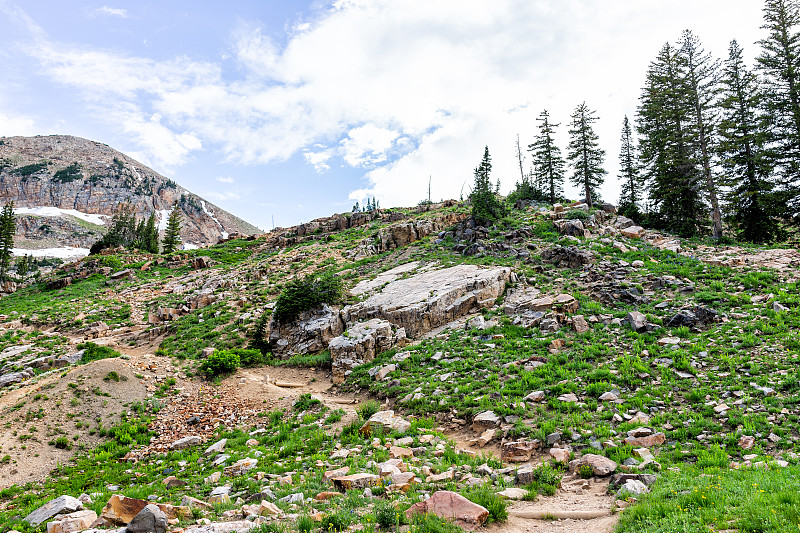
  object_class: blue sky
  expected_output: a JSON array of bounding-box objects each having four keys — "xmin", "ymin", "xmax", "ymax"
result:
[{"xmin": 0, "ymin": 1, "xmax": 766, "ymax": 229}]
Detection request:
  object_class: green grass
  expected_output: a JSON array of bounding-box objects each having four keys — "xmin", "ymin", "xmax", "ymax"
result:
[{"xmin": 617, "ymin": 465, "xmax": 800, "ymax": 533}]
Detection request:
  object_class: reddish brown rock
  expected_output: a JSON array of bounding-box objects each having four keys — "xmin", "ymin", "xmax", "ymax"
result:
[
  {"xmin": 568, "ymin": 454, "xmax": 618, "ymax": 476},
  {"xmin": 405, "ymin": 491, "xmax": 489, "ymax": 531},
  {"xmin": 623, "ymin": 432, "xmax": 666, "ymax": 448},
  {"xmin": 315, "ymin": 492, "xmax": 342, "ymax": 501},
  {"xmin": 501, "ymin": 440, "xmax": 540, "ymax": 462}
]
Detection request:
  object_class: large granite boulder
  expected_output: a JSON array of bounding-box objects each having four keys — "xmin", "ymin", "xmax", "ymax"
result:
[{"xmin": 344, "ymin": 265, "xmax": 511, "ymax": 338}]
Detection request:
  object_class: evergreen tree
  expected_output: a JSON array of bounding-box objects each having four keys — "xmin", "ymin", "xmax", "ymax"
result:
[
  {"xmin": 566, "ymin": 102, "xmax": 607, "ymax": 207},
  {"xmin": 680, "ymin": 30, "xmax": 723, "ymax": 239},
  {"xmin": 719, "ymin": 40, "xmax": 780, "ymax": 242},
  {"xmin": 144, "ymin": 213, "xmax": 159, "ymax": 253},
  {"xmin": 637, "ymin": 43, "xmax": 706, "ymax": 237},
  {"xmin": 529, "ymin": 110, "xmax": 565, "ymax": 204},
  {"xmin": 618, "ymin": 116, "xmax": 643, "ymax": 215},
  {"xmin": 161, "ymin": 204, "xmax": 183, "ymax": 254},
  {"xmin": 90, "ymin": 203, "xmax": 137, "ymax": 254},
  {"xmin": 757, "ymin": 0, "xmax": 800, "ymax": 220},
  {"xmin": 0, "ymin": 202, "xmax": 15, "ymax": 281},
  {"xmin": 16, "ymin": 254, "xmax": 30, "ymax": 277},
  {"xmin": 470, "ymin": 146, "xmax": 505, "ymax": 225}
]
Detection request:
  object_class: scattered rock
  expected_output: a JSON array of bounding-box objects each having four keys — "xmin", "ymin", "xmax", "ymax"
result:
[
  {"xmin": 126, "ymin": 504, "xmax": 167, "ymax": 533},
  {"xmin": 501, "ymin": 440, "xmax": 539, "ymax": 462},
  {"xmin": 25, "ymin": 495, "xmax": 84, "ymax": 527},
  {"xmin": 568, "ymin": 454, "xmax": 618, "ymax": 476},
  {"xmin": 45, "ymin": 510, "xmax": 96, "ymax": 533},
  {"xmin": 405, "ymin": 491, "xmax": 489, "ymax": 531},
  {"xmin": 360, "ymin": 411, "xmax": 411, "ymax": 435}
]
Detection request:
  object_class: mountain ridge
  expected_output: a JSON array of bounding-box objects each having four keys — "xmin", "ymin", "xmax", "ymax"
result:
[{"xmin": 0, "ymin": 135, "xmax": 260, "ymax": 255}]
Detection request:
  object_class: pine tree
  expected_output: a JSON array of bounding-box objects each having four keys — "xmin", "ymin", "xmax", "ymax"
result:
[
  {"xmin": 16, "ymin": 254, "xmax": 29, "ymax": 277},
  {"xmin": 618, "ymin": 116, "xmax": 643, "ymax": 215},
  {"xmin": 680, "ymin": 30, "xmax": 723, "ymax": 239},
  {"xmin": 0, "ymin": 202, "xmax": 15, "ymax": 281},
  {"xmin": 161, "ymin": 204, "xmax": 183, "ymax": 254},
  {"xmin": 757, "ymin": 0, "xmax": 800, "ymax": 220},
  {"xmin": 529, "ymin": 110, "xmax": 565, "ymax": 204},
  {"xmin": 637, "ymin": 43, "xmax": 706, "ymax": 237},
  {"xmin": 566, "ymin": 102, "xmax": 606, "ymax": 207},
  {"xmin": 90, "ymin": 203, "xmax": 137, "ymax": 254},
  {"xmin": 144, "ymin": 213, "xmax": 159, "ymax": 253},
  {"xmin": 470, "ymin": 146, "xmax": 505, "ymax": 225},
  {"xmin": 719, "ymin": 40, "xmax": 780, "ymax": 242}
]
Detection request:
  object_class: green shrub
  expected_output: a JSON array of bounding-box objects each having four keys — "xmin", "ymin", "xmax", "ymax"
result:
[
  {"xmin": 375, "ymin": 502, "xmax": 400, "ymax": 528},
  {"xmin": 296, "ymin": 515, "xmax": 314, "ymax": 533},
  {"xmin": 409, "ymin": 513, "xmax": 463, "ymax": 533},
  {"xmin": 51, "ymin": 436, "xmax": 71, "ymax": 450},
  {"xmin": 464, "ymin": 486, "xmax": 508, "ymax": 523},
  {"xmin": 199, "ymin": 350, "xmax": 240, "ymax": 378},
  {"xmin": 273, "ymin": 272, "xmax": 343, "ymax": 323},
  {"xmin": 578, "ymin": 464, "xmax": 594, "ymax": 479},
  {"xmin": 320, "ymin": 510, "xmax": 351, "ymax": 532},
  {"xmin": 565, "ymin": 209, "xmax": 590, "ymax": 220},
  {"xmin": 98, "ymin": 255, "xmax": 123, "ymax": 271},
  {"xmin": 77, "ymin": 342, "xmax": 121, "ymax": 364},
  {"xmin": 294, "ymin": 393, "xmax": 321, "ymax": 411},
  {"xmin": 228, "ymin": 348, "xmax": 264, "ymax": 367},
  {"xmin": 357, "ymin": 400, "xmax": 381, "ymax": 421}
]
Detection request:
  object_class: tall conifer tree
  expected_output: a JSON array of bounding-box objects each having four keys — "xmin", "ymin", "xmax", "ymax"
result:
[
  {"xmin": 162, "ymin": 204, "xmax": 183, "ymax": 254},
  {"xmin": 719, "ymin": 40, "xmax": 779, "ymax": 242},
  {"xmin": 529, "ymin": 110, "xmax": 565, "ymax": 204},
  {"xmin": 637, "ymin": 43, "xmax": 706, "ymax": 237},
  {"xmin": 680, "ymin": 30, "xmax": 723, "ymax": 239},
  {"xmin": 0, "ymin": 202, "xmax": 15, "ymax": 281},
  {"xmin": 758, "ymin": 0, "xmax": 800, "ymax": 221},
  {"xmin": 618, "ymin": 116, "xmax": 643, "ymax": 215},
  {"xmin": 566, "ymin": 102, "xmax": 606, "ymax": 207}
]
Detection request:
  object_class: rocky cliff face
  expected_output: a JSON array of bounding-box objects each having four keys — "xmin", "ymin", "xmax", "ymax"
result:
[{"xmin": 0, "ymin": 135, "xmax": 260, "ymax": 253}]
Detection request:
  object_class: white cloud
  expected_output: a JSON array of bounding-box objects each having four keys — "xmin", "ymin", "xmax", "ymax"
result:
[
  {"xmin": 216, "ymin": 176, "xmax": 234, "ymax": 183},
  {"xmin": 303, "ymin": 147, "xmax": 333, "ymax": 173},
  {"xmin": 0, "ymin": 109, "xmax": 37, "ymax": 136},
  {"xmin": 91, "ymin": 6, "xmax": 129, "ymax": 18},
  {"xmin": 2, "ymin": 0, "xmax": 767, "ymax": 207},
  {"xmin": 340, "ymin": 124, "xmax": 399, "ymax": 167}
]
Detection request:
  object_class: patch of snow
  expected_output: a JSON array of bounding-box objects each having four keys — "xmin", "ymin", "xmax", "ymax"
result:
[
  {"xmin": 199, "ymin": 200, "xmax": 228, "ymax": 239},
  {"xmin": 182, "ymin": 243, "xmax": 199, "ymax": 250},
  {"xmin": 12, "ymin": 247, "xmax": 90, "ymax": 259},
  {"xmin": 14, "ymin": 207, "xmax": 109, "ymax": 226},
  {"xmin": 157, "ymin": 209, "xmax": 171, "ymax": 232}
]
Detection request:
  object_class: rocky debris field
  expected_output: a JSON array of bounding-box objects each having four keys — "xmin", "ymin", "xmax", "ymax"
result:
[{"xmin": 0, "ymin": 199, "xmax": 799, "ymax": 533}]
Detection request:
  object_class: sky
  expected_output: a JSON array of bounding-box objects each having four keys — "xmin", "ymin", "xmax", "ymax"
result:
[{"xmin": 0, "ymin": 0, "xmax": 767, "ymax": 230}]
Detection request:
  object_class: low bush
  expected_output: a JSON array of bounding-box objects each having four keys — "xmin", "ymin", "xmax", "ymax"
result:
[
  {"xmin": 199, "ymin": 349, "xmax": 240, "ymax": 378},
  {"xmin": 273, "ymin": 272, "xmax": 343, "ymax": 323},
  {"xmin": 463, "ymin": 486, "xmax": 508, "ymax": 523},
  {"xmin": 77, "ymin": 342, "xmax": 120, "ymax": 364}
]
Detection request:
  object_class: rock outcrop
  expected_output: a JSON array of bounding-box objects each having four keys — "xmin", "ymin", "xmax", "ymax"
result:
[{"xmin": 344, "ymin": 264, "xmax": 511, "ymax": 338}]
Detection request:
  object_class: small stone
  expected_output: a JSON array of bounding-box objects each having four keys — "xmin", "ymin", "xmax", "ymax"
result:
[
  {"xmin": 549, "ymin": 448, "xmax": 570, "ymax": 464},
  {"xmin": 739, "ymin": 435, "xmax": 756, "ymax": 450},
  {"xmin": 25, "ymin": 496, "xmax": 83, "ymax": 526},
  {"xmin": 163, "ymin": 476, "xmax": 186, "ymax": 488},
  {"xmin": 496, "ymin": 488, "xmax": 529, "ymax": 500},
  {"xmin": 524, "ymin": 391, "xmax": 545, "ymax": 402},
  {"xmin": 568, "ymin": 454, "xmax": 618, "ymax": 476},
  {"xmin": 204, "ymin": 438, "xmax": 227, "ymax": 457},
  {"xmin": 126, "ymin": 504, "xmax": 167, "ymax": 533}
]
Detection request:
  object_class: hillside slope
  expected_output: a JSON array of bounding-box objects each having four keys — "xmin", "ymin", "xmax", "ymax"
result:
[
  {"xmin": 0, "ymin": 201, "xmax": 798, "ymax": 533},
  {"xmin": 0, "ymin": 135, "xmax": 260, "ymax": 255}
]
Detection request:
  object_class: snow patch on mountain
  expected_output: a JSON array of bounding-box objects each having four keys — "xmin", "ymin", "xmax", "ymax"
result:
[{"xmin": 14, "ymin": 207, "xmax": 109, "ymax": 226}]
